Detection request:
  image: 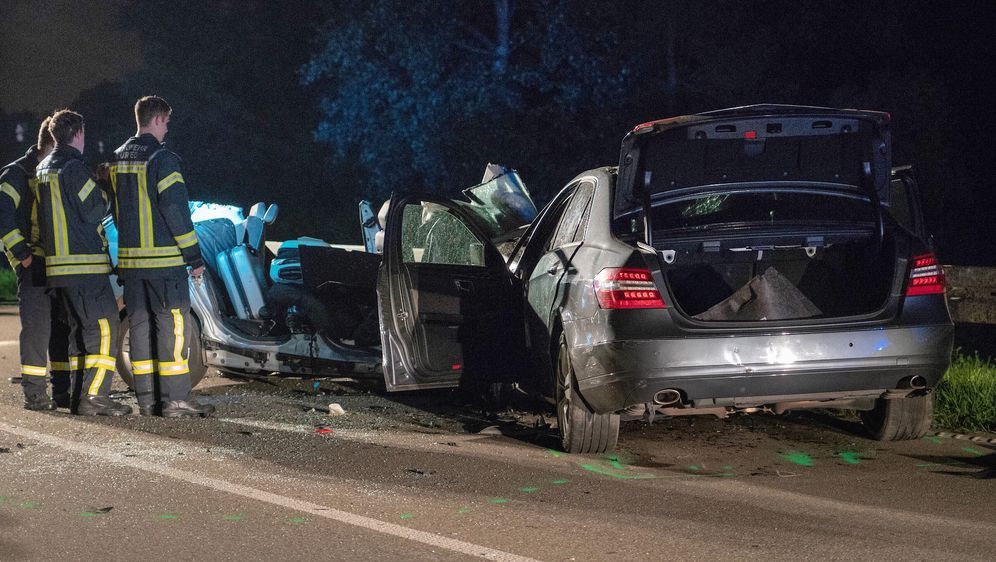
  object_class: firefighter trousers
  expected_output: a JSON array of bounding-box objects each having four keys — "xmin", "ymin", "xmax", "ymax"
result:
[
  {"xmin": 17, "ymin": 266, "xmax": 71, "ymax": 399},
  {"xmin": 58, "ymin": 279, "xmax": 119, "ymax": 401},
  {"xmin": 123, "ymin": 277, "xmax": 192, "ymax": 407}
]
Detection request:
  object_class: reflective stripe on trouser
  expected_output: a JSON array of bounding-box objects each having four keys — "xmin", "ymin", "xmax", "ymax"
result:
[
  {"xmin": 123, "ymin": 278, "xmax": 192, "ymax": 405},
  {"xmin": 58, "ymin": 280, "xmax": 119, "ymax": 400},
  {"xmin": 17, "ymin": 267, "xmax": 71, "ymax": 399}
]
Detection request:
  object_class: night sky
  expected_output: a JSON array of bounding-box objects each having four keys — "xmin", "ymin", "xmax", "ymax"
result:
[
  {"xmin": 1, "ymin": 1, "xmax": 995, "ymax": 264},
  {"xmin": 0, "ymin": 0, "xmax": 142, "ymax": 113}
]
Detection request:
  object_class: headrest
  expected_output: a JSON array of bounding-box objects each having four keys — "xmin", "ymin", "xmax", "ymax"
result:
[{"xmin": 377, "ymin": 200, "xmax": 390, "ymax": 229}]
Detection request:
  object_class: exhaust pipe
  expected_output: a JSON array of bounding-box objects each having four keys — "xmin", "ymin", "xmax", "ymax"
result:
[
  {"xmin": 653, "ymin": 389, "xmax": 681, "ymax": 406},
  {"xmin": 899, "ymin": 375, "xmax": 927, "ymax": 390}
]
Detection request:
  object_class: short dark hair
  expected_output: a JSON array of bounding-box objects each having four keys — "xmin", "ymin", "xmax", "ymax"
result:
[
  {"xmin": 48, "ymin": 109, "xmax": 84, "ymax": 145},
  {"xmin": 37, "ymin": 117, "xmax": 55, "ymax": 150},
  {"xmin": 135, "ymin": 96, "xmax": 172, "ymax": 127}
]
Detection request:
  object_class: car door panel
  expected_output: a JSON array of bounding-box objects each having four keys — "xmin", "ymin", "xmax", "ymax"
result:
[
  {"xmin": 378, "ymin": 194, "xmax": 523, "ymax": 391},
  {"xmin": 526, "ymin": 182, "xmax": 596, "ymax": 331}
]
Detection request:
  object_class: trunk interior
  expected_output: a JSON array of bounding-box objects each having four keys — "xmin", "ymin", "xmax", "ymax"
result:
[{"xmin": 663, "ymin": 234, "xmax": 896, "ymax": 321}]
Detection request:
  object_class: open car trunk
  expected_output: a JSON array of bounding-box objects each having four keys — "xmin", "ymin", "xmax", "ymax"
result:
[
  {"xmin": 663, "ymin": 232, "xmax": 896, "ymax": 321},
  {"xmin": 614, "ymin": 105, "xmax": 899, "ymax": 323}
]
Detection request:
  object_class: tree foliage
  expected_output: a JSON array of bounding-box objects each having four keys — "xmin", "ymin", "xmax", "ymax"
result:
[{"xmin": 302, "ymin": 0, "xmax": 630, "ymax": 201}]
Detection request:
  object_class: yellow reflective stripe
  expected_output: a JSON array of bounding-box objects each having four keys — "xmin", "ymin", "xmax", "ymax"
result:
[
  {"xmin": 118, "ymin": 246, "xmax": 181, "ymax": 257},
  {"xmin": 2, "ymin": 229, "xmax": 25, "ymax": 248},
  {"xmin": 70, "ymin": 356, "xmax": 82, "ymax": 370},
  {"xmin": 78, "ymin": 178, "xmax": 96, "ymax": 201},
  {"xmin": 138, "ymin": 168, "xmax": 153, "ymax": 248},
  {"xmin": 109, "ymin": 163, "xmax": 147, "ymax": 174},
  {"xmin": 87, "ymin": 320, "xmax": 112, "ymax": 396},
  {"xmin": 30, "ymin": 199, "xmax": 40, "ymax": 246},
  {"xmin": 46, "ymin": 263, "xmax": 113, "ymax": 276},
  {"xmin": 132, "ymin": 359, "xmax": 155, "ymax": 375},
  {"xmin": 84, "ymin": 356, "xmax": 117, "ymax": 370},
  {"xmin": 157, "ymin": 171, "xmax": 184, "ymax": 194},
  {"xmin": 99, "ymin": 318, "xmax": 111, "ymax": 357},
  {"xmin": 118, "ymin": 256, "xmax": 186, "ymax": 269},
  {"xmin": 21, "ymin": 365, "xmax": 48, "ymax": 376},
  {"xmin": 47, "ymin": 172, "xmax": 70, "ymax": 256},
  {"xmin": 171, "ymin": 308, "xmax": 184, "ymax": 363},
  {"xmin": 45, "ymin": 253, "xmax": 109, "ymax": 265},
  {"xmin": 1, "ymin": 182, "xmax": 20, "ymax": 208},
  {"xmin": 157, "ymin": 359, "xmax": 189, "ymax": 375},
  {"xmin": 50, "ymin": 361, "xmax": 73, "ymax": 371},
  {"xmin": 173, "ymin": 230, "xmax": 198, "ymax": 249},
  {"xmin": 88, "ymin": 369, "xmax": 107, "ymax": 395}
]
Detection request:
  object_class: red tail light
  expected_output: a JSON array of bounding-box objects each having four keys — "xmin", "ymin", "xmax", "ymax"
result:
[
  {"xmin": 905, "ymin": 253, "xmax": 946, "ymax": 296},
  {"xmin": 594, "ymin": 268, "xmax": 666, "ymax": 309}
]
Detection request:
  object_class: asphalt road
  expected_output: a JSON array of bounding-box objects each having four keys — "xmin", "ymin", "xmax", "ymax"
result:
[{"xmin": 0, "ymin": 305, "xmax": 993, "ymax": 561}]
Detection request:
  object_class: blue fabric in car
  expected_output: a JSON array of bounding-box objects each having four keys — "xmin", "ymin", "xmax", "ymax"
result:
[{"xmin": 193, "ymin": 218, "xmax": 238, "ymax": 279}]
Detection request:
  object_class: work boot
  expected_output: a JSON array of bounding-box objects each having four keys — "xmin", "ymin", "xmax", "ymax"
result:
[
  {"xmin": 138, "ymin": 404, "xmax": 158, "ymax": 417},
  {"xmin": 161, "ymin": 399, "xmax": 215, "ymax": 418},
  {"xmin": 76, "ymin": 396, "xmax": 133, "ymax": 417},
  {"xmin": 24, "ymin": 394, "xmax": 57, "ymax": 411},
  {"xmin": 53, "ymin": 392, "xmax": 72, "ymax": 409}
]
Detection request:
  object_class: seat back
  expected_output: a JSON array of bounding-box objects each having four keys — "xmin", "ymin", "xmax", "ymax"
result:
[
  {"xmin": 217, "ymin": 245, "xmax": 268, "ymax": 320},
  {"xmin": 374, "ymin": 200, "xmax": 390, "ymax": 253}
]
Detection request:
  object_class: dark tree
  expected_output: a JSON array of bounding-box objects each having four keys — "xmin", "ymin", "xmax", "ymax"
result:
[{"xmin": 302, "ymin": 0, "xmax": 630, "ymax": 202}]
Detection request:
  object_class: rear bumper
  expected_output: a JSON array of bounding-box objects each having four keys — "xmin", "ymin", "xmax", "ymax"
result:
[{"xmin": 571, "ymin": 324, "xmax": 954, "ymax": 414}]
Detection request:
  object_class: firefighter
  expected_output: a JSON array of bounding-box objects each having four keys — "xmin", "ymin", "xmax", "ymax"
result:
[
  {"xmin": 110, "ymin": 96, "xmax": 214, "ymax": 417},
  {"xmin": 0, "ymin": 118, "xmax": 72, "ymax": 410},
  {"xmin": 35, "ymin": 109, "xmax": 130, "ymax": 416}
]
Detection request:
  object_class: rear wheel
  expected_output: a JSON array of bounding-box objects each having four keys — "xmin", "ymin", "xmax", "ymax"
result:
[
  {"xmin": 117, "ymin": 312, "xmax": 208, "ymax": 390},
  {"xmin": 555, "ymin": 334, "xmax": 619, "ymax": 454},
  {"xmin": 860, "ymin": 393, "xmax": 933, "ymax": 440}
]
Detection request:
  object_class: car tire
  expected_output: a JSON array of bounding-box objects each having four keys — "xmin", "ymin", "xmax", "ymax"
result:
[
  {"xmin": 116, "ymin": 311, "xmax": 208, "ymax": 390},
  {"xmin": 859, "ymin": 393, "xmax": 933, "ymax": 441},
  {"xmin": 555, "ymin": 334, "xmax": 619, "ymax": 454}
]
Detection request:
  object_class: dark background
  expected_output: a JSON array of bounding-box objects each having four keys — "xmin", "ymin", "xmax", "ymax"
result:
[{"xmin": 1, "ymin": 0, "xmax": 994, "ymax": 264}]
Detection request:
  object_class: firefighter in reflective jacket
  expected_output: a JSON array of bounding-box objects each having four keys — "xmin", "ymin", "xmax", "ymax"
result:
[
  {"xmin": 0, "ymin": 118, "xmax": 72, "ymax": 410},
  {"xmin": 110, "ymin": 96, "xmax": 214, "ymax": 417},
  {"xmin": 35, "ymin": 110, "xmax": 130, "ymax": 416}
]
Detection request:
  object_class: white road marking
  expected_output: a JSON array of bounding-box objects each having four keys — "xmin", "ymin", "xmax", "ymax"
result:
[
  {"xmin": 220, "ymin": 417, "xmax": 334, "ymax": 435},
  {"xmin": 0, "ymin": 340, "xmax": 19, "ymax": 346},
  {"xmin": 0, "ymin": 421, "xmax": 539, "ymax": 562}
]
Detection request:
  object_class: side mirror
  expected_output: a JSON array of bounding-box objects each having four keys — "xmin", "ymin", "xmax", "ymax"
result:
[{"xmin": 263, "ymin": 204, "xmax": 279, "ymax": 224}]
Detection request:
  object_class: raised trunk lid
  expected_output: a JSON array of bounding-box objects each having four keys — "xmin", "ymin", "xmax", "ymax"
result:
[{"xmin": 614, "ymin": 105, "xmax": 892, "ymax": 221}]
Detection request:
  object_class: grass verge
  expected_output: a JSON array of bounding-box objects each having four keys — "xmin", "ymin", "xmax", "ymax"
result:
[
  {"xmin": 0, "ymin": 268, "xmax": 16, "ymax": 302},
  {"xmin": 935, "ymin": 351, "xmax": 996, "ymax": 433}
]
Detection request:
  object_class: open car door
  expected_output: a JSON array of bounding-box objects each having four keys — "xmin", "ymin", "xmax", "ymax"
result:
[{"xmin": 377, "ymin": 193, "xmax": 525, "ymax": 392}]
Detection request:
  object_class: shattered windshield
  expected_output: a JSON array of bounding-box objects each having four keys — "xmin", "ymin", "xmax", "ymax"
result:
[{"xmin": 457, "ymin": 171, "xmax": 538, "ymax": 240}]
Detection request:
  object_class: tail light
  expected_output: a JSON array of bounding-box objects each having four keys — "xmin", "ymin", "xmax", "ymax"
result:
[
  {"xmin": 905, "ymin": 253, "xmax": 946, "ymax": 296},
  {"xmin": 594, "ymin": 268, "xmax": 666, "ymax": 309}
]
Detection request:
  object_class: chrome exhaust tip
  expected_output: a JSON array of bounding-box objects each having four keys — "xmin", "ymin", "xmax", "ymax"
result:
[
  {"xmin": 653, "ymin": 389, "xmax": 681, "ymax": 406},
  {"xmin": 899, "ymin": 375, "xmax": 927, "ymax": 389}
]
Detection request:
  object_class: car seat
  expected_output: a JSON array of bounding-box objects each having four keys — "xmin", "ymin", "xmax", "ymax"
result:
[
  {"xmin": 217, "ymin": 203, "xmax": 277, "ymax": 320},
  {"xmin": 374, "ymin": 200, "xmax": 390, "ymax": 253}
]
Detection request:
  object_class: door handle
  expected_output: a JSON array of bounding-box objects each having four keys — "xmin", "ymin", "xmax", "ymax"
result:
[
  {"xmin": 454, "ymin": 279, "xmax": 474, "ymax": 293},
  {"xmin": 548, "ymin": 264, "xmax": 576, "ymax": 276}
]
